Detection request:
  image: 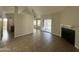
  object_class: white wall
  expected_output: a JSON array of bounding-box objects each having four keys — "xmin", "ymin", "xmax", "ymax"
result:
[
  {"xmin": 52, "ymin": 12, "xmax": 61, "ymax": 36},
  {"xmin": 14, "ymin": 7, "xmax": 33, "ymax": 37},
  {"xmin": 0, "ymin": 18, "xmax": 2, "ymax": 39},
  {"xmin": 61, "ymin": 7, "xmax": 79, "ymax": 27},
  {"xmin": 0, "ymin": 18, "xmax": 2, "ymax": 31}
]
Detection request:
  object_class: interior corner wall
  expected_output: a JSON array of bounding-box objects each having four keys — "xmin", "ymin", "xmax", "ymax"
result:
[
  {"xmin": 52, "ymin": 12, "xmax": 61, "ymax": 37},
  {"xmin": 0, "ymin": 18, "xmax": 2, "ymax": 31},
  {"xmin": 14, "ymin": 13, "xmax": 33, "ymax": 38},
  {"xmin": 0, "ymin": 18, "xmax": 2, "ymax": 39}
]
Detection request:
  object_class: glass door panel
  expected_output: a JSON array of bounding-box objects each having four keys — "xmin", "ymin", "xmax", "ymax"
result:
[{"xmin": 43, "ymin": 19, "xmax": 52, "ymax": 33}]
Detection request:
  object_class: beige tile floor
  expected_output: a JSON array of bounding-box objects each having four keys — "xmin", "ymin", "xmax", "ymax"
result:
[{"xmin": 0, "ymin": 29, "xmax": 79, "ymax": 52}]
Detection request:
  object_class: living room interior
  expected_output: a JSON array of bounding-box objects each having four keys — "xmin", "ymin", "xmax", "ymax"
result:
[{"xmin": 0, "ymin": 6, "xmax": 79, "ymax": 51}]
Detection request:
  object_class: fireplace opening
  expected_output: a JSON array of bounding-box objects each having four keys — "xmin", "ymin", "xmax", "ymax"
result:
[{"xmin": 61, "ymin": 27, "xmax": 75, "ymax": 46}]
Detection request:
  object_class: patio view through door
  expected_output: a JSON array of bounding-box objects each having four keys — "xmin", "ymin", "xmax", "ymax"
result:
[{"xmin": 43, "ymin": 18, "xmax": 52, "ymax": 33}]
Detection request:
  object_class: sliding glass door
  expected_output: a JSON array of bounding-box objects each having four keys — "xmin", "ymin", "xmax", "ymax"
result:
[{"xmin": 43, "ymin": 19, "xmax": 52, "ymax": 33}]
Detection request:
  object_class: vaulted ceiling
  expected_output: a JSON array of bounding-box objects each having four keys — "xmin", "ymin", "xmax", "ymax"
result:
[
  {"xmin": 0, "ymin": 6, "xmax": 66, "ymax": 17},
  {"xmin": 30, "ymin": 6, "xmax": 66, "ymax": 16}
]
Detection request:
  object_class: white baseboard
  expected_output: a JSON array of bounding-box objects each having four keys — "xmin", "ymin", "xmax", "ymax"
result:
[
  {"xmin": 15, "ymin": 32, "xmax": 33, "ymax": 38},
  {"xmin": 75, "ymin": 44, "xmax": 79, "ymax": 49},
  {"xmin": 53, "ymin": 33, "xmax": 61, "ymax": 37}
]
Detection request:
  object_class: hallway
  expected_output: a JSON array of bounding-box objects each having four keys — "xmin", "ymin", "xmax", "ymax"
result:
[
  {"xmin": 0, "ymin": 29, "xmax": 78, "ymax": 52},
  {"xmin": 0, "ymin": 17, "xmax": 14, "ymax": 51}
]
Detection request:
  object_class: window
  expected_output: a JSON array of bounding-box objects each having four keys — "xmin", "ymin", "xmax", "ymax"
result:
[
  {"xmin": 37, "ymin": 20, "xmax": 41, "ymax": 26},
  {"xmin": 33, "ymin": 20, "xmax": 36, "ymax": 26}
]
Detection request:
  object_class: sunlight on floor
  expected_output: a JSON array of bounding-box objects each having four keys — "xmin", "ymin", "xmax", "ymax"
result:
[
  {"xmin": 2, "ymin": 18, "xmax": 9, "ymax": 45},
  {"xmin": 2, "ymin": 30, "xmax": 9, "ymax": 41}
]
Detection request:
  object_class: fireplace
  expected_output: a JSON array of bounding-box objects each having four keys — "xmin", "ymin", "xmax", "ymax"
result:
[{"xmin": 61, "ymin": 27, "xmax": 75, "ymax": 46}]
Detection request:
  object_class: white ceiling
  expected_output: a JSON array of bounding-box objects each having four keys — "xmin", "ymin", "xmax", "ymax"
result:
[
  {"xmin": 0, "ymin": 6, "xmax": 14, "ymax": 13},
  {"xmin": 0, "ymin": 6, "xmax": 66, "ymax": 16},
  {"xmin": 30, "ymin": 6, "xmax": 66, "ymax": 16}
]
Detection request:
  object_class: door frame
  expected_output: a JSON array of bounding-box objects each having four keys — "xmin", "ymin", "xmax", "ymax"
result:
[{"xmin": 41, "ymin": 17, "xmax": 53, "ymax": 33}]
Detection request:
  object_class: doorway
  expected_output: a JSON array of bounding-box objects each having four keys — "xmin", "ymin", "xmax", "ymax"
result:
[
  {"xmin": 33, "ymin": 19, "xmax": 41, "ymax": 29},
  {"xmin": 2, "ymin": 17, "xmax": 14, "ymax": 45},
  {"xmin": 42, "ymin": 18, "xmax": 52, "ymax": 33}
]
